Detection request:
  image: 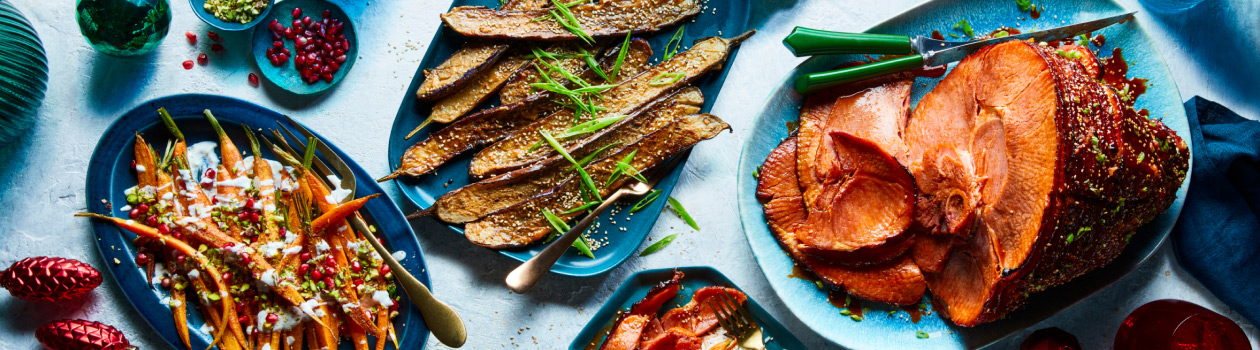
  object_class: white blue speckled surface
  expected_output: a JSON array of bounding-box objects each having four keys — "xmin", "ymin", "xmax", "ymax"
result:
[{"xmin": 0, "ymin": 0, "xmax": 1256, "ymax": 349}]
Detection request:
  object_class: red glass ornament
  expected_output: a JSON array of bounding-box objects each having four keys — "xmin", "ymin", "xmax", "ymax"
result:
[
  {"xmin": 35, "ymin": 319, "xmax": 134, "ymax": 350},
  {"xmin": 0, "ymin": 256, "xmax": 102, "ymax": 302},
  {"xmin": 1115, "ymin": 299, "xmax": 1251, "ymax": 350}
]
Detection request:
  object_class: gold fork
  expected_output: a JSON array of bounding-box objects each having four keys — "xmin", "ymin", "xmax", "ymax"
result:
[
  {"xmin": 267, "ymin": 117, "xmax": 468, "ymax": 347},
  {"xmin": 709, "ymin": 290, "xmax": 765, "ymax": 350}
]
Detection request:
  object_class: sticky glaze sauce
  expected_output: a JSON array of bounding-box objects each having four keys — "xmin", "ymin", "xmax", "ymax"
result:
[
  {"xmin": 1099, "ymin": 47, "xmax": 1149, "ymax": 104},
  {"xmin": 900, "ymin": 304, "xmax": 926, "ymax": 323},
  {"xmin": 827, "ymin": 290, "xmax": 863, "ymax": 318},
  {"xmin": 931, "ymin": 30, "xmax": 944, "ymax": 40},
  {"xmin": 1030, "ymin": 5, "xmax": 1042, "ymax": 19},
  {"xmin": 1091, "ymin": 34, "xmax": 1106, "ymax": 47}
]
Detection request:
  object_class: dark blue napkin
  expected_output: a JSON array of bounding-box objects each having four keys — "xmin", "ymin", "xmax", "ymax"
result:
[{"xmin": 1172, "ymin": 96, "xmax": 1260, "ymax": 325}]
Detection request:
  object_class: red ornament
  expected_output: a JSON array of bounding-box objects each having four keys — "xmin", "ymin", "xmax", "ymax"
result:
[
  {"xmin": 36, "ymin": 319, "xmax": 135, "ymax": 350},
  {"xmin": 0, "ymin": 256, "xmax": 102, "ymax": 302}
]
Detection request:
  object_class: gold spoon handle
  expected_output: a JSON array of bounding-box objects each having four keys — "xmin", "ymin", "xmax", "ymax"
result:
[
  {"xmin": 506, "ymin": 190, "xmax": 627, "ymax": 293},
  {"xmin": 353, "ymin": 215, "xmax": 467, "ymax": 347}
]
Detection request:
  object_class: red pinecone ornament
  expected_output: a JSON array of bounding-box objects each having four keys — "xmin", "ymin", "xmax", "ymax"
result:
[
  {"xmin": 1, "ymin": 256, "xmax": 102, "ymax": 302},
  {"xmin": 36, "ymin": 319, "xmax": 135, "ymax": 350}
]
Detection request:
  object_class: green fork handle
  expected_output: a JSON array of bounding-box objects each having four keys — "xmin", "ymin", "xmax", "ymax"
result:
[
  {"xmin": 783, "ymin": 26, "xmax": 913, "ymax": 56},
  {"xmin": 793, "ymin": 55, "xmax": 925, "ymax": 94}
]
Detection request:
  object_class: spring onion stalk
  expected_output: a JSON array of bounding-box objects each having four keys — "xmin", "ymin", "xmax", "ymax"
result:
[
  {"xmin": 639, "ymin": 233, "xmax": 678, "ymax": 256},
  {"xmin": 663, "ymin": 26, "xmax": 686, "ymax": 61},
  {"xmin": 542, "ymin": 209, "xmax": 594, "ymax": 258},
  {"xmin": 668, "ymin": 197, "xmax": 699, "ymax": 231},
  {"xmin": 610, "ymin": 32, "xmax": 632, "ymax": 79},
  {"xmin": 540, "ymin": 131, "xmax": 602, "ymax": 202},
  {"xmin": 631, "ymin": 189, "xmax": 661, "ymax": 213},
  {"xmin": 649, "ymin": 72, "xmax": 686, "ymax": 86}
]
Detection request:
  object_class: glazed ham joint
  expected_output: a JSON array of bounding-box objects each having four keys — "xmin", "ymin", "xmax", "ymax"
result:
[{"xmin": 756, "ymin": 40, "xmax": 1188, "ymax": 326}]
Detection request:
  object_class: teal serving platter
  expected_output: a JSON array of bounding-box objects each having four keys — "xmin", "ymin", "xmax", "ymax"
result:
[
  {"xmin": 191, "ymin": 0, "xmax": 273, "ymax": 31},
  {"xmin": 250, "ymin": 0, "xmax": 357, "ymax": 95},
  {"xmin": 734, "ymin": 0, "xmax": 1192, "ymax": 348},
  {"xmin": 570, "ymin": 266, "xmax": 807, "ymax": 350},
  {"xmin": 85, "ymin": 94, "xmax": 431, "ymax": 350},
  {"xmin": 386, "ymin": 0, "xmax": 751, "ymax": 277}
]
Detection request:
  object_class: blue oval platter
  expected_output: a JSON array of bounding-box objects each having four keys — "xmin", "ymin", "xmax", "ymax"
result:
[
  {"xmin": 735, "ymin": 0, "xmax": 1192, "ymax": 349},
  {"xmin": 85, "ymin": 94, "xmax": 431, "ymax": 350},
  {"xmin": 569, "ymin": 266, "xmax": 806, "ymax": 350},
  {"xmin": 385, "ymin": 0, "xmax": 751, "ymax": 277}
]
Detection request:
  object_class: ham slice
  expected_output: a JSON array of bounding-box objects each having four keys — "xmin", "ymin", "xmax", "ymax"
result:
[
  {"xmin": 757, "ymin": 137, "xmax": 926, "ymax": 305},
  {"xmin": 906, "ymin": 41, "xmax": 1189, "ymax": 326}
]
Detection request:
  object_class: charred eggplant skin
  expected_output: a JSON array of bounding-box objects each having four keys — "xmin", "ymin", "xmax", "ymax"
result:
[{"xmin": 441, "ymin": 0, "xmax": 703, "ymax": 41}]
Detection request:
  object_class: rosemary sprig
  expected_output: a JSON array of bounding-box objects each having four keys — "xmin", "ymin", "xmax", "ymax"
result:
[
  {"xmin": 663, "ymin": 26, "xmax": 686, "ymax": 61},
  {"xmin": 639, "ymin": 233, "xmax": 678, "ymax": 256},
  {"xmin": 542, "ymin": 209, "xmax": 594, "ymax": 258},
  {"xmin": 540, "ymin": 131, "xmax": 602, "ymax": 202},
  {"xmin": 668, "ymin": 197, "xmax": 699, "ymax": 231}
]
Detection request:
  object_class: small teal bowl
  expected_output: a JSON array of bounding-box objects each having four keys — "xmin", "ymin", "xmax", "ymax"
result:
[
  {"xmin": 190, "ymin": 0, "xmax": 273, "ymax": 31},
  {"xmin": 250, "ymin": 0, "xmax": 356, "ymax": 95}
]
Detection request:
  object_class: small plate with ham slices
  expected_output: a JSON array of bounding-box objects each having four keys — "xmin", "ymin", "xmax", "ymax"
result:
[
  {"xmin": 737, "ymin": 0, "xmax": 1192, "ymax": 348},
  {"xmin": 570, "ymin": 267, "xmax": 806, "ymax": 350}
]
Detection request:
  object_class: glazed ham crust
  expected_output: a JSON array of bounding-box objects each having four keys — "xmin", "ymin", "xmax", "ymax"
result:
[{"xmin": 908, "ymin": 41, "xmax": 1188, "ymax": 326}]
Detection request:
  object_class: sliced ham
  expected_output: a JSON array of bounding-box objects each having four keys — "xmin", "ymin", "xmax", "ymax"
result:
[
  {"xmin": 796, "ymin": 132, "xmax": 916, "ymax": 263},
  {"xmin": 757, "ymin": 137, "xmax": 926, "ymax": 305},
  {"xmin": 598, "ymin": 314, "xmax": 650, "ymax": 350},
  {"xmin": 659, "ymin": 287, "xmax": 747, "ymax": 337},
  {"xmin": 905, "ymin": 40, "xmax": 1189, "ymax": 326}
]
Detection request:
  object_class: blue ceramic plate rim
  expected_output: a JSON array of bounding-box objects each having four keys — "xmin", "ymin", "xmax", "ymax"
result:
[
  {"xmin": 734, "ymin": 0, "xmax": 1193, "ymax": 349},
  {"xmin": 85, "ymin": 94, "xmax": 431, "ymax": 350},
  {"xmin": 568, "ymin": 266, "xmax": 807, "ymax": 350},
  {"xmin": 385, "ymin": 0, "xmax": 751, "ymax": 277},
  {"xmin": 190, "ymin": 0, "xmax": 275, "ymax": 31},
  {"xmin": 250, "ymin": 0, "xmax": 358, "ymax": 96}
]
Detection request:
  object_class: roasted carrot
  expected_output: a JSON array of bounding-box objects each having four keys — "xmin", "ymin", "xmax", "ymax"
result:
[
  {"xmin": 349, "ymin": 321, "xmax": 369, "ymax": 350},
  {"xmin": 310, "ymin": 194, "xmax": 379, "ymax": 234},
  {"xmin": 171, "ymin": 281, "xmax": 191, "ymax": 349},
  {"xmin": 134, "ymin": 134, "xmax": 159, "ymax": 188},
  {"xmin": 203, "ymin": 110, "xmax": 244, "ymax": 176}
]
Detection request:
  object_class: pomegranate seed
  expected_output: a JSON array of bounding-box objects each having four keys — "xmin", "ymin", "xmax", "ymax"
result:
[
  {"xmin": 352, "ymin": 278, "xmax": 363, "ymax": 286},
  {"xmin": 266, "ymin": 313, "xmax": 279, "ymax": 323},
  {"xmin": 389, "ymin": 301, "xmax": 399, "ymax": 311},
  {"xmin": 323, "ymin": 266, "xmax": 335, "ymax": 278},
  {"xmin": 277, "ymin": 53, "xmax": 289, "ymax": 62},
  {"xmin": 303, "ymin": 30, "xmax": 314, "ymax": 37},
  {"xmin": 240, "ymin": 255, "xmax": 251, "ymax": 265},
  {"xmin": 284, "ymin": 28, "xmax": 295, "ymax": 39},
  {"xmin": 329, "ymin": 62, "xmax": 340, "ymax": 71},
  {"xmin": 136, "ymin": 253, "xmax": 151, "ymax": 265},
  {"xmin": 182, "ymin": 60, "xmax": 194, "ymax": 69},
  {"xmin": 238, "ymin": 210, "xmax": 250, "ymax": 220},
  {"xmin": 302, "ymin": 16, "xmax": 311, "ymax": 25},
  {"xmin": 171, "ymin": 230, "xmax": 183, "ymax": 240},
  {"xmin": 197, "ymin": 53, "xmax": 208, "ymax": 65},
  {"xmin": 311, "ymin": 270, "xmax": 322, "ymax": 280},
  {"xmin": 273, "ymin": 41, "xmax": 283, "ymax": 48},
  {"xmin": 244, "ymin": 198, "xmax": 255, "ymax": 209},
  {"xmin": 301, "ymin": 252, "xmax": 312, "ymax": 261},
  {"xmin": 249, "ymin": 212, "xmax": 260, "ymax": 223},
  {"xmin": 321, "ymin": 17, "xmax": 329, "ymax": 26},
  {"xmin": 350, "ymin": 261, "xmax": 361, "ymax": 272},
  {"xmin": 157, "ymin": 223, "xmax": 170, "ymax": 234},
  {"xmin": 379, "ymin": 265, "xmax": 391, "ymax": 275},
  {"xmin": 211, "ymin": 43, "xmax": 224, "ymax": 52},
  {"xmin": 270, "ymin": 19, "xmax": 280, "ymax": 31},
  {"xmin": 129, "ymin": 208, "xmax": 141, "ymax": 219},
  {"xmin": 145, "ymin": 215, "xmax": 158, "ymax": 226},
  {"xmin": 323, "ymin": 276, "xmax": 334, "ymax": 287},
  {"xmin": 322, "ymin": 73, "xmax": 333, "ymax": 82},
  {"xmin": 295, "ymin": 55, "xmax": 306, "ymax": 66},
  {"xmin": 269, "ymin": 55, "xmax": 281, "ymax": 66},
  {"xmin": 237, "ymin": 315, "xmax": 249, "ymax": 323},
  {"xmin": 160, "ymin": 277, "xmax": 172, "ymax": 289},
  {"xmin": 176, "ymin": 255, "xmax": 187, "ymax": 264},
  {"xmin": 267, "ymin": 47, "xmax": 275, "ymax": 56},
  {"xmin": 221, "ymin": 272, "xmax": 231, "ymax": 280},
  {"xmin": 207, "ymin": 31, "xmax": 220, "ymax": 42},
  {"xmin": 341, "ymin": 39, "xmax": 350, "ymax": 50},
  {"xmin": 335, "ymin": 55, "xmax": 347, "ymax": 63},
  {"xmin": 298, "ymin": 263, "xmax": 311, "ymax": 275},
  {"xmin": 295, "ymin": 36, "xmax": 307, "ymax": 47},
  {"xmin": 248, "ymin": 73, "xmax": 259, "ymax": 86},
  {"xmin": 222, "ymin": 242, "xmax": 236, "ymax": 249},
  {"xmin": 138, "ymin": 203, "xmax": 150, "ymax": 213},
  {"xmin": 185, "ymin": 31, "xmax": 197, "ymax": 44},
  {"xmin": 291, "ymin": 7, "xmax": 302, "ymax": 18},
  {"xmin": 321, "ymin": 10, "xmax": 330, "ymax": 17},
  {"xmin": 272, "ymin": 31, "xmax": 282, "ymax": 41}
]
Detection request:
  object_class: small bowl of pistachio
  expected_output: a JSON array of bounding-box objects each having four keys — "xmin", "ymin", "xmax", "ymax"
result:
[{"xmin": 191, "ymin": 0, "xmax": 274, "ymax": 31}]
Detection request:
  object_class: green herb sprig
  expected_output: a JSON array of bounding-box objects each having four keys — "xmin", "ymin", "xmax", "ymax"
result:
[
  {"xmin": 639, "ymin": 233, "xmax": 678, "ymax": 256},
  {"xmin": 953, "ymin": 19, "xmax": 975, "ymax": 37},
  {"xmin": 649, "ymin": 72, "xmax": 686, "ymax": 86},
  {"xmin": 528, "ymin": 115, "xmax": 626, "ymax": 152},
  {"xmin": 663, "ymin": 26, "xmax": 686, "ymax": 61},
  {"xmin": 540, "ymin": 131, "xmax": 602, "ymax": 202},
  {"xmin": 548, "ymin": 0, "xmax": 594, "ymax": 45},
  {"xmin": 609, "ymin": 32, "xmax": 633, "ymax": 79},
  {"xmin": 542, "ymin": 209, "xmax": 594, "ymax": 258},
  {"xmin": 631, "ymin": 189, "xmax": 661, "ymax": 212},
  {"xmin": 668, "ymin": 197, "xmax": 699, "ymax": 231}
]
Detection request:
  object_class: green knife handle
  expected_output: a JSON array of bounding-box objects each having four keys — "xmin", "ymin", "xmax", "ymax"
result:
[
  {"xmin": 783, "ymin": 27, "xmax": 913, "ymax": 57},
  {"xmin": 794, "ymin": 55, "xmax": 924, "ymax": 94}
]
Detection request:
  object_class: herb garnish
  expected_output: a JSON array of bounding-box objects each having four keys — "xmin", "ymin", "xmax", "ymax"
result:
[
  {"xmin": 563, "ymin": 201, "xmax": 599, "ymax": 214},
  {"xmin": 1016, "ymin": 0, "xmax": 1033, "ymax": 11},
  {"xmin": 663, "ymin": 26, "xmax": 686, "ymax": 60},
  {"xmin": 668, "ymin": 197, "xmax": 699, "ymax": 231},
  {"xmin": 916, "ymin": 331, "xmax": 930, "ymax": 339},
  {"xmin": 542, "ymin": 209, "xmax": 594, "ymax": 258},
  {"xmin": 639, "ymin": 233, "xmax": 678, "ymax": 256},
  {"xmin": 609, "ymin": 32, "xmax": 633, "ymax": 79},
  {"xmin": 578, "ymin": 47, "xmax": 611, "ymax": 82},
  {"xmin": 649, "ymin": 72, "xmax": 686, "ymax": 86},
  {"xmin": 1055, "ymin": 49, "xmax": 1083, "ymax": 60},
  {"xmin": 548, "ymin": 0, "xmax": 594, "ymax": 45},
  {"xmin": 605, "ymin": 149, "xmax": 647, "ymax": 187},
  {"xmin": 528, "ymin": 115, "xmax": 625, "ymax": 152},
  {"xmin": 540, "ymin": 131, "xmax": 602, "ymax": 202},
  {"xmin": 631, "ymin": 189, "xmax": 662, "ymax": 213},
  {"xmin": 954, "ymin": 19, "xmax": 975, "ymax": 37},
  {"xmin": 993, "ymin": 30, "xmax": 1010, "ymax": 38}
]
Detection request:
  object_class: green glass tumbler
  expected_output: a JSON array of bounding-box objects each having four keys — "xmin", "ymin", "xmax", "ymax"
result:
[{"xmin": 76, "ymin": 0, "xmax": 171, "ymax": 57}]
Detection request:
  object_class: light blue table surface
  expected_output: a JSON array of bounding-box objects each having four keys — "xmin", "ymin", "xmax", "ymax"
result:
[{"xmin": 0, "ymin": 0, "xmax": 1256, "ymax": 349}]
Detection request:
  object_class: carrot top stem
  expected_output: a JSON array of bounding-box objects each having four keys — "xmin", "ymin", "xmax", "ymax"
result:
[{"xmin": 157, "ymin": 107, "xmax": 185, "ymax": 142}]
